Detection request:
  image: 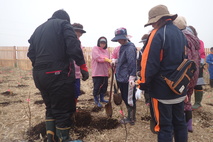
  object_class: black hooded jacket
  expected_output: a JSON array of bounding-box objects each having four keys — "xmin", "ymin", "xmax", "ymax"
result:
[{"xmin": 27, "ymin": 16, "xmax": 85, "ymax": 82}]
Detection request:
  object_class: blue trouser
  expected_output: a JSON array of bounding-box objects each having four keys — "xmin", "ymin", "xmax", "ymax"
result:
[
  {"xmin": 150, "ymin": 99, "xmax": 187, "ymax": 142},
  {"xmin": 74, "ymin": 79, "xmax": 81, "ymax": 98}
]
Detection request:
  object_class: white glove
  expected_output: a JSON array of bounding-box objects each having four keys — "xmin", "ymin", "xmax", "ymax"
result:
[
  {"xmin": 111, "ymin": 58, "xmax": 117, "ymax": 65},
  {"xmin": 135, "ymin": 88, "xmax": 142, "ymax": 100},
  {"xmin": 129, "ymin": 76, "xmax": 136, "ymax": 87},
  {"xmin": 200, "ymin": 58, "xmax": 205, "ymax": 64}
]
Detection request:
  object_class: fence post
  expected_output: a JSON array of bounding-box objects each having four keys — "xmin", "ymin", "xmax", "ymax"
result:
[{"xmin": 13, "ymin": 46, "xmax": 17, "ymax": 67}]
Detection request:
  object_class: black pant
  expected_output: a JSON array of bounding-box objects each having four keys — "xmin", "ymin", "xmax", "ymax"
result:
[
  {"xmin": 33, "ymin": 69, "xmax": 76, "ymax": 128},
  {"xmin": 210, "ymin": 79, "xmax": 213, "ymax": 88},
  {"xmin": 92, "ymin": 77, "xmax": 108, "ymax": 96},
  {"xmin": 117, "ymin": 82, "xmax": 136, "ymax": 107}
]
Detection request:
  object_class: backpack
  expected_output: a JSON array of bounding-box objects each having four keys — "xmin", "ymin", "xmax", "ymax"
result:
[{"xmin": 161, "ymin": 59, "xmax": 197, "ymax": 95}]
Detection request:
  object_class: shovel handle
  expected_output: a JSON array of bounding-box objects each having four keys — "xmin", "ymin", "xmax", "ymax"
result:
[{"xmin": 108, "ymin": 65, "xmax": 115, "ymax": 102}]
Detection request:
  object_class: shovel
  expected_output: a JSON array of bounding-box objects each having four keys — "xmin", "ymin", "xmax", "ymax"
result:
[
  {"xmin": 105, "ymin": 65, "xmax": 115, "ymax": 117},
  {"xmin": 113, "ymin": 74, "xmax": 122, "ymax": 106}
]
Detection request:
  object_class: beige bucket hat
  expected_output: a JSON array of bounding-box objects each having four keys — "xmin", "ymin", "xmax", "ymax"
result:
[
  {"xmin": 173, "ymin": 16, "xmax": 187, "ymax": 30},
  {"xmin": 144, "ymin": 5, "xmax": 177, "ymax": 27}
]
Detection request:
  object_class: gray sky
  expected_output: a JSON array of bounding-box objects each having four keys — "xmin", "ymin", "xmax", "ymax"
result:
[{"xmin": 0, "ymin": 0, "xmax": 212, "ymax": 48}]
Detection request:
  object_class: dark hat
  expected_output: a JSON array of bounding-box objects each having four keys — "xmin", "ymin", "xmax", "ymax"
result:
[
  {"xmin": 139, "ymin": 34, "xmax": 149, "ymax": 43},
  {"xmin": 72, "ymin": 23, "xmax": 86, "ymax": 33},
  {"xmin": 111, "ymin": 27, "xmax": 129, "ymax": 42},
  {"xmin": 144, "ymin": 5, "xmax": 177, "ymax": 27},
  {"xmin": 52, "ymin": 9, "xmax": 70, "ymax": 23}
]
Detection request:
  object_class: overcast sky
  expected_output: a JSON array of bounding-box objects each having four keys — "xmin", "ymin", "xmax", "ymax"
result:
[{"xmin": 0, "ymin": 0, "xmax": 213, "ymax": 48}]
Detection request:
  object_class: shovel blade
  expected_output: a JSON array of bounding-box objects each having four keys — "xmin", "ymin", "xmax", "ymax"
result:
[
  {"xmin": 113, "ymin": 93, "xmax": 122, "ymax": 106},
  {"xmin": 105, "ymin": 102, "xmax": 112, "ymax": 117}
]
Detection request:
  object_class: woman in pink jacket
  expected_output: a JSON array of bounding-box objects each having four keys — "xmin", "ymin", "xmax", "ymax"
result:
[{"xmin": 92, "ymin": 36, "xmax": 111, "ymax": 107}]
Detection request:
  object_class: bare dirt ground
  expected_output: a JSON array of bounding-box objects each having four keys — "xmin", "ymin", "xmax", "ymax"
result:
[{"xmin": 0, "ymin": 67, "xmax": 212, "ymax": 142}]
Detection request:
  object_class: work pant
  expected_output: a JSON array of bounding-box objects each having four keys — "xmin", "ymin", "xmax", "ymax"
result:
[
  {"xmin": 117, "ymin": 82, "xmax": 136, "ymax": 107},
  {"xmin": 74, "ymin": 79, "xmax": 81, "ymax": 98},
  {"xmin": 92, "ymin": 77, "xmax": 108, "ymax": 96},
  {"xmin": 33, "ymin": 69, "xmax": 76, "ymax": 128},
  {"xmin": 150, "ymin": 99, "xmax": 187, "ymax": 142}
]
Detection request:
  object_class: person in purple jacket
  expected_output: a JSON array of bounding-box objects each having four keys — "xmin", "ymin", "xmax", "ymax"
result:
[
  {"xmin": 111, "ymin": 27, "xmax": 137, "ymax": 125},
  {"xmin": 92, "ymin": 36, "xmax": 111, "ymax": 107}
]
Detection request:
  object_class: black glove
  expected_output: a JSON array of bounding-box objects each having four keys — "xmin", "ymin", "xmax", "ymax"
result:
[
  {"xmin": 139, "ymin": 83, "xmax": 148, "ymax": 90},
  {"xmin": 80, "ymin": 64, "xmax": 89, "ymax": 81}
]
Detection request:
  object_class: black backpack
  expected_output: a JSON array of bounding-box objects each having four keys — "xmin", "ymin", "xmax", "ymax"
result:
[{"xmin": 161, "ymin": 59, "xmax": 197, "ymax": 95}]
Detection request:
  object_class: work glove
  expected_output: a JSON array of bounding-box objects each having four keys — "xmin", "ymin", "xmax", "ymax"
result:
[
  {"xmin": 111, "ymin": 59, "xmax": 117, "ymax": 65},
  {"xmin": 200, "ymin": 58, "xmax": 205, "ymax": 64},
  {"xmin": 135, "ymin": 88, "xmax": 142, "ymax": 100},
  {"xmin": 104, "ymin": 58, "xmax": 112, "ymax": 63},
  {"xmin": 80, "ymin": 64, "xmax": 89, "ymax": 81},
  {"xmin": 139, "ymin": 82, "xmax": 148, "ymax": 90},
  {"xmin": 129, "ymin": 76, "xmax": 136, "ymax": 87}
]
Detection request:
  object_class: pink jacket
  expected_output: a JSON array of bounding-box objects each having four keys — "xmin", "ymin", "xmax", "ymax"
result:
[
  {"xmin": 75, "ymin": 45, "xmax": 84, "ymax": 79},
  {"xmin": 199, "ymin": 40, "xmax": 206, "ymax": 60},
  {"xmin": 111, "ymin": 46, "xmax": 120, "ymax": 59},
  {"xmin": 92, "ymin": 46, "xmax": 110, "ymax": 77}
]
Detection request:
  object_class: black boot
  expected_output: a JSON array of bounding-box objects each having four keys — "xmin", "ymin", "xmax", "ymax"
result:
[
  {"xmin": 56, "ymin": 127, "xmax": 83, "ymax": 142},
  {"xmin": 45, "ymin": 117, "xmax": 58, "ymax": 142},
  {"xmin": 120, "ymin": 106, "xmax": 136, "ymax": 125}
]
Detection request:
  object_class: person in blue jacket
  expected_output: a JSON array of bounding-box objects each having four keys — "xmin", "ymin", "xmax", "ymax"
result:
[
  {"xmin": 138, "ymin": 5, "xmax": 188, "ymax": 142},
  {"xmin": 111, "ymin": 27, "xmax": 137, "ymax": 125},
  {"xmin": 206, "ymin": 47, "xmax": 213, "ymax": 88}
]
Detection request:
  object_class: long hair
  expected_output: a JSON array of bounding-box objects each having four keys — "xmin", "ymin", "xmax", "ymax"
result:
[{"xmin": 188, "ymin": 25, "xmax": 198, "ymax": 37}]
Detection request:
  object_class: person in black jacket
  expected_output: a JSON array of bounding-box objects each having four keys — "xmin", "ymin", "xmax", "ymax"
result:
[{"xmin": 27, "ymin": 9, "xmax": 88, "ymax": 142}]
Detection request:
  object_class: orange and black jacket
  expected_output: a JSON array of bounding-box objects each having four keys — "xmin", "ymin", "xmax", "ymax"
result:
[{"xmin": 139, "ymin": 20, "xmax": 187, "ymax": 99}]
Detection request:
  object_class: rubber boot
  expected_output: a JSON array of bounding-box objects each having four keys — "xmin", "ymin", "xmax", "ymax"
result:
[
  {"xmin": 94, "ymin": 95, "xmax": 102, "ymax": 107},
  {"xmin": 192, "ymin": 90, "xmax": 203, "ymax": 110},
  {"xmin": 185, "ymin": 111, "xmax": 193, "ymax": 132},
  {"xmin": 100, "ymin": 93, "xmax": 108, "ymax": 103},
  {"xmin": 56, "ymin": 127, "xmax": 82, "ymax": 142},
  {"xmin": 120, "ymin": 106, "xmax": 136, "ymax": 125},
  {"xmin": 45, "ymin": 117, "xmax": 58, "ymax": 142},
  {"xmin": 130, "ymin": 105, "xmax": 136, "ymax": 125}
]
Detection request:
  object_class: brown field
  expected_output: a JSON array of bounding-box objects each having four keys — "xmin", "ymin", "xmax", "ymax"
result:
[{"xmin": 0, "ymin": 67, "xmax": 212, "ymax": 142}]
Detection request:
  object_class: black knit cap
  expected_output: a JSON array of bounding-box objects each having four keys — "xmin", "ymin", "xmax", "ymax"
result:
[{"xmin": 52, "ymin": 9, "xmax": 70, "ymax": 23}]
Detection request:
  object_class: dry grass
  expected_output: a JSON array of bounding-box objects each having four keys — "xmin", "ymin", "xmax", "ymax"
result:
[{"xmin": 0, "ymin": 67, "xmax": 212, "ymax": 142}]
